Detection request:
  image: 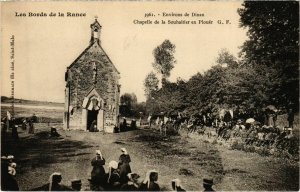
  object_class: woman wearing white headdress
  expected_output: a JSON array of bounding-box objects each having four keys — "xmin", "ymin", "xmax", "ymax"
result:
[
  {"xmin": 118, "ymin": 148, "xmax": 132, "ymax": 184},
  {"xmin": 31, "ymin": 172, "xmax": 71, "ymax": 191},
  {"xmin": 48, "ymin": 172, "xmax": 63, "ymax": 191},
  {"xmin": 171, "ymin": 179, "xmax": 185, "ymax": 191},
  {"xmin": 106, "ymin": 160, "xmax": 121, "ymax": 190},
  {"xmin": 139, "ymin": 170, "xmax": 160, "ymax": 191},
  {"xmin": 120, "ymin": 172, "xmax": 140, "ymax": 191},
  {"xmin": 90, "ymin": 150, "xmax": 106, "ymax": 190}
]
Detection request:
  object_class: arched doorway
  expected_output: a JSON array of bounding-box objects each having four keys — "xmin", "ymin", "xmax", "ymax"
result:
[{"xmin": 81, "ymin": 89, "xmax": 105, "ymax": 131}]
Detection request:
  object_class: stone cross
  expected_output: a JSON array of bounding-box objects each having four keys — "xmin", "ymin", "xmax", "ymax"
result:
[{"xmin": 92, "ymin": 62, "xmax": 97, "ymax": 84}]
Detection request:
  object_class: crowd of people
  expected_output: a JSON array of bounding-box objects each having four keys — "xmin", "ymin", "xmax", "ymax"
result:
[
  {"xmin": 1, "ymin": 107, "xmax": 296, "ymax": 191},
  {"xmin": 146, "ymin": 107, "xmax": 298, "ymax": 155},
  {"xmin": 86, "ymin": 147, "xmax": 214, "ymax": 191},
  {"xmin": 1, "ymin": 114, "xmax": 36, "ymax": 141},
  {"xmin": 1, "ymin": 147, "xmax": 216, "ymax": 191}
]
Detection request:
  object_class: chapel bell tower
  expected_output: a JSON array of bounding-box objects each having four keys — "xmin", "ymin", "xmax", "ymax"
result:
[{"xmin": 90, "ymin": 17, "xmax": 102, "ymax": 45}]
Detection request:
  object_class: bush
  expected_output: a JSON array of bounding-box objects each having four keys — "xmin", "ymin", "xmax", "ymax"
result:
[
  {"xmin": 244, "ymin": 146, "xmax": 255, "ymax": 153},
  {"xmin": 256, "ymin": 147, "xmax": 270, "ymax": 156},
  {"xmin": 212, "ymin": 139, "xmax": 218, "ymax": 145},
  {"xmin": 231, "ymin": 140, "xmax": 244, "ymax": 150}
]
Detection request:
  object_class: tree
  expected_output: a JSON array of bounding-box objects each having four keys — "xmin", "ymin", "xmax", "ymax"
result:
[
  {"xmin": 238, "ymin": 1, "xmax": 298, "ymax": 66},
  {"xmin": 216, "ymin": 48, "xmax": 238, "ymax": 68},
  {"xmin": 120, "ymin": 93, "xmax": 137, "ymax": 107},
  {"xmin": 152, "ymin": 40, "xmax": 176, "ymax": 80},
  {"xmin": 120, "ymin": 93, "xmax": 138, "ymax": 117},
  {"xmin": 238, "ymin": 1, "xmax": 299, "ymax": 110},
  {"xmin": 144, "ymin": 71, "xmax": 159, "ymax": 99}
]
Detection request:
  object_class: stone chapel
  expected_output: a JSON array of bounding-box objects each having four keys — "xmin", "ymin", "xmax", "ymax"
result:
[{"xmin": 64, "ymin": 18, "xmax": 120, "ymax": 133}]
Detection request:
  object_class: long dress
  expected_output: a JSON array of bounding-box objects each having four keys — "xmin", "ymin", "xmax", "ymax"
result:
[
  {"xmin": 1, "ymin": 161, "xmax": 19, "ymax": 191},
  {"xmin": 139, "ymin": 181, "xmax": 160, "ymax": 191},
  {"xmin": 120, "ymin": 182, "xmax": 139, "ymax": 191},
  {"xmin": 105, "ymin": 170, "xmax": 121, "ymax": 191},
  {"xmin": 118, "ymin": 154, "xmax": 132, "ymax": 184},
  {"xmin": 91, "ymin": 157, "xmax": 106, "ymax": 188}
]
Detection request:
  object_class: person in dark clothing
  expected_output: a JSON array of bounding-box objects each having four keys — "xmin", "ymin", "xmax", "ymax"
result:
[
  {"xmin": 120, "ymin": 118, "xmax": 127, "ymax": 132},
  {"xmin": 50, "ymin": 126, "xmax": 60, "ymax": 137},
  {"xmin": 106, "ymin": 160, "xmax": 121, "ymax": 191},
  {"xmin": 90, "ymin": 150, "xmax": 106, "ymax": 190},
  {"xmin": 120, "ymin": 173, "xmax": 140, "ymax": 191},
  {"xmin": 12, "ymin": 125, "xmax": 19, "ymax": 141},
  {"xmin": 139, "ymin": 170, "xmax": 160, "ymax": 191},
  {"xmin": 223, "ymin": 111, "xmax": 232, "ymax": 127},
  {"xmin": 202, "ymin": 178, "xmax": 215, "ymax": 192},
  {"xmin": 118, "ymin": 148, "xmax": 132, "ymax": 184},
  {"xmin": 32, "ymin": 172, "xmax": 72, "ymax": 191},
  {"xmin": 90, "ymin": 120, "xmax": 97, "ymax": 132},
  {"xmin": 28, "ymin": 120, "xmax": 34, "ymax": 134},
  {"xmin": 287, "ymin": 108, "xmax": 294, "ymax": 128},
  {"xmin": 71, "ymin": 179, "xmax": 82, "ymax": 191},
  {"xmin": 171, "ymin": 179, "xmax": 186, "ymax": 191},
  {"xmin": 22, "ymin": 119, "xmax": 27, "ymax": 130},
  {"xmin": 130, "ymin": 119, "xmax": 137, "ymax": 130},
  {"xmin": 1, "ymin": 156, "xmax": 19, "ymax": 191},
  {"xmin": 31, "ymin": 114, "xmax": 38, "ymax": 123}
]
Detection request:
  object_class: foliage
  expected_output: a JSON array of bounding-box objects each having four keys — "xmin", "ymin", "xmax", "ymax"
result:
[
  {"xmin": 120, "ymin": 93, "xmax": 141, "ymax": 117},
  {"xmin": 216, "ymin": 48, "xmax": 238, "ymax": 68},
  {"xmin": 238, "ymin": 1, "xmax": 299, "ymax": 110},
  {"xmin": 142, "ymin": 2, "xmax": 299, "ymax": 116},
  {"xmin": 143, "ymin": 71, "xmax": 159, "ymax": 99},
  {"xmin": 120, "ymin": 93, "xmax": 137, "ymax": 107},
  {"xmin": 152, "ymin": 40, "xmax": 176, "ymax": 80}
]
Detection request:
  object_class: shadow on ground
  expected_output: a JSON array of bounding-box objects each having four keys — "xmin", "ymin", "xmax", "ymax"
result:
[
  {"xmin": 2, "ymin": 130, "xmax": 93, "ymax": 175},
  {"xmin": 131, "ymin": 130, "xmax": 225, "ymax": 189}
]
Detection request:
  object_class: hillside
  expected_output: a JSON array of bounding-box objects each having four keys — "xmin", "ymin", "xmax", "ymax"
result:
[{"xmin": 1, "ymin": 96, "xmax": 64, "ymax": 107}]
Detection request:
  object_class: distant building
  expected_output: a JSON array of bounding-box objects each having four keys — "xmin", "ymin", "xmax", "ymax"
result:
[{"xmin": 64, "ymin": 18, "xmax": 120, "ymax": 133}]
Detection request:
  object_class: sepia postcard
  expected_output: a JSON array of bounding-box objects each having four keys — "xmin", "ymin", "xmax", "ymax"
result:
[{"xmin": 1, "ymin": 1, "xmax": 299, "ymax": 191}]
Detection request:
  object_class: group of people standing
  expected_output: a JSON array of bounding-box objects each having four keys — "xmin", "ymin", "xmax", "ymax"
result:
[
  {"xmin": 90, "ymin": 148, "xmax": 140, "ymax": 191},
  {"xmin": 89, "ymin": 147, "xmax": 215, "ymax": 191}
]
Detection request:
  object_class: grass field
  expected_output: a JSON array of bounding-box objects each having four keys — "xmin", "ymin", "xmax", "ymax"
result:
[
  {"xmin": 1, "ymin": 105, "xmax": 63, "ymax": 123},
  {"xmin": 1, "ymin": 104, "xmax": 299, "ymax": 191}
]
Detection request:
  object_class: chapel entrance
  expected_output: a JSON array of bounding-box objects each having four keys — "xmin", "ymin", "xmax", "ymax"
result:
[{"xmin": 87, "ymin": 109, "xmax": 99, "ymax": 131}]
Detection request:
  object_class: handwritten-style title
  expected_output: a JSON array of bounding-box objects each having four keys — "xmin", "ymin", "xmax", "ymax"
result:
[{"xmin": 15, "ymin": 12, "xmax": 86, "ymax": 17}]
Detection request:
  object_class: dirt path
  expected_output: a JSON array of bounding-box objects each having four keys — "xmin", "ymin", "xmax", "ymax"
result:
[{"xmin": 3, "ymin": 125, "xmax": 299, "ymax": 191}]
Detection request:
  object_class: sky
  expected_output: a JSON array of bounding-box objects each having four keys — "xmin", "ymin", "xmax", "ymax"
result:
[{"xmin": 1, "ymin": 1, "xmax": 247, "ymax": 103}]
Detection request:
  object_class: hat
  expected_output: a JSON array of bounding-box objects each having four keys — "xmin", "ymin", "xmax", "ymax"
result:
[
  {"xmin": 95, "ymin": 150, "xmax": 103, "ymax": 159},
  {"xmin": 7, "ymin": 155, "xmax": 14, "ymax": 160},
  {"xmin": 71, "ymin": 179, "xmax": 82, "ymax": 185},
  {"xmin": 49, "ymin": 172, "xmax": 62, "ymax": 190},
  {"xmin": 143, "ymin": 170, "xmax": 158, "ymax": 188},
  {"xmin": 203, "ymin": 178, "xmax": 213, "ymax": 186},
  {"xmin": 171, "ymin": 178, "xmax": 182, "ymax": 190},
  {"xmin": 128, "ymin": 173, "xmax": 140, "ymax": 181},
  {"xmin": 49, "ymin": 172, "xmax": 62, "ymax": 183},
  {"xmin": 107, "ymin": 160, "xmax": 119, "ymax": 183},
  {"xmin": 108, "ymin": 160, "xmax": 118, "ymax": 169},
  {"xmin": 1, "ymin": 156, "xmax": 7, "ymax": 160}
]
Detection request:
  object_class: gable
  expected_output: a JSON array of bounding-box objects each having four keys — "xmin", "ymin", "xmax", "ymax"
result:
[{"xmin": 68, "ymin": 41, "xmax": 120, "ymax": 76}]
